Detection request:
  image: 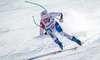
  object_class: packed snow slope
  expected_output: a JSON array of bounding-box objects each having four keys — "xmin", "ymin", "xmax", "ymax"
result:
[{"xmin": 0, "ymin": 0, "xmax": 100, "ymax": 60}]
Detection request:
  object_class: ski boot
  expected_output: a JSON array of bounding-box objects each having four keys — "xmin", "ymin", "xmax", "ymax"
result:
[
  {"xmin": 72, "ymin": 36, "xmax": 82, "ymax": 46},
  {"xmin": 54, "ymin": 38, "xmax": 63, "ymax": 50}
]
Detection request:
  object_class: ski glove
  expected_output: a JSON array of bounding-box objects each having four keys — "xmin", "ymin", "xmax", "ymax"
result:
[
  {"xmin": 44, "ymin": 32, "xmax": 48, "ymax": 35},
  {"xmin": 59, "ymin": 13, "xmax": 63, "ymax": 23}
]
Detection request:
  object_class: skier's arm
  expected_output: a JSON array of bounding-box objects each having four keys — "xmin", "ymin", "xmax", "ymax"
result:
[
  {"xmin": 40, "ymin": 28, "xmax": 44, "ymax": 35},
  {"xmin": 40, "ymin": 22, "xmax": 45, "ymax": 36},
  {"xmin": 49, "ymin": 12, "xmax": 63, "ymax": 22}
]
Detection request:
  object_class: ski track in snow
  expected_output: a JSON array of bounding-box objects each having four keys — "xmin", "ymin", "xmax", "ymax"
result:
[{"xmin": 0, "ymin": 0, "xmax": 100, "ymax": 60}]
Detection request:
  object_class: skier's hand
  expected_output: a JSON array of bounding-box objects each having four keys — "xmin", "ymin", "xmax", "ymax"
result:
[
  {"xmin": 44, "ymin": 32, "xmax": 48, "ymax": 35},
  {"xmin": 59, "ymin": 19, "xmax": 63, "ymax": 23}
]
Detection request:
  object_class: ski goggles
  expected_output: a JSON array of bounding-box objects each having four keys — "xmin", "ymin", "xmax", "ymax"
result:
[{"xmin": 43, "ymin": 17, "xmax": 49, "ymax": 21}]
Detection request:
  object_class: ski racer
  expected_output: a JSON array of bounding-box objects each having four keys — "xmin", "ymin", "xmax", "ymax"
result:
[{"xmin": 40, "ymin": 11, "xmax": 82, "ymax": 50}]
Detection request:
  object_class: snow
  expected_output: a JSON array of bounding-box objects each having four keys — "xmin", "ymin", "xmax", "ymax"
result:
[{"xmin": 0, "ymin": 0, "xmax": 100, "ymax": 60}]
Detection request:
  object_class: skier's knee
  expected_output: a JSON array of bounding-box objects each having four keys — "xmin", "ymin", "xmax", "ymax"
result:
[{"xmin": 46, "ymin": 28, "xmax": 52, "ymax": 34}]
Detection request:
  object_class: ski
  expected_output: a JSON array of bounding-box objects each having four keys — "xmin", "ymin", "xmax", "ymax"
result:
[
  {"xmin": 53, "ymin": 46, "xmax": 79, "ymax": 54},
  {"xmin": 53, "ymin": 50, "xmax": 62, "ymax": 54},
  {"xmin": 25, "ymin": 46, "xmax": 79, "ymax": 60}
]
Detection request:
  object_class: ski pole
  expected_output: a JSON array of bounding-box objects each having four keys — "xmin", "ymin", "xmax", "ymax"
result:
[{"xmin": 32, "ymin": 16, "xmax": 40, "ymax": 27}]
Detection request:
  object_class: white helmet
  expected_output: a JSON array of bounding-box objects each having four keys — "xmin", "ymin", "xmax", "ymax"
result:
[{"xmin": 41, "ymin": 11, "xmax": 49, "ymax": 20}]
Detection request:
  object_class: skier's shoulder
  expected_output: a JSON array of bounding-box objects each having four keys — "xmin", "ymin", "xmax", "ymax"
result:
[
  {"xmin": 40, "ymin": 19, "xmax": 44, "ymax": 22},
  {"xmin": 40, "ymin": 19, "xmax": 45, "ymax": 25},
  {"xmin": 40, "ymin": 21, "xmax": 45, "ymax": 29}
]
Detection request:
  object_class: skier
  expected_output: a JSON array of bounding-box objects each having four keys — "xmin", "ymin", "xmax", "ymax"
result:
[{"xmin": 40, "ymin": 11, "xmax": 82, "ymax": 50}]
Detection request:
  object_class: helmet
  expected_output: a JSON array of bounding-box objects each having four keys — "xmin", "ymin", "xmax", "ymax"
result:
[{"xmin": 41, "ymin": 11, "xmax": 49, "ymax": 20}]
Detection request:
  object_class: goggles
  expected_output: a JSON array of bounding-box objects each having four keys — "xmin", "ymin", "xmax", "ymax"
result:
[{"xmin": 43, "ymin": 17, "xmax": 49, "ymax": 21}]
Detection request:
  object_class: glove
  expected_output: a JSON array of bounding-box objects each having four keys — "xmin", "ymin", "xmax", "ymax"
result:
[
  {"xmin": 44, "ymin": 32, "xmax": 48, "ymax": 35},
  {"xmin": 59, "ymin": 19, "xmax": 63, "ymax": 23},
  {"xmin": 59, "ymin": 14, "xmax": 63, "ymax": 23}
]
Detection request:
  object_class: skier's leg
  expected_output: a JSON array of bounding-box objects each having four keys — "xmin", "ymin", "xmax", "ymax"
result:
[
  {"xmin": 55, "ymin": 22, "xmax": 72, "ymax": 39},
  {"xmin": 54, "ymin": 38, "xmax": 63, "ymax": 50},
  {"xmin": 59, "ymin": 31, "xmax": 73, "ymax": 40},
  {"xmin": 46, "ymin": 28, "xmax": 63, "ymax": 50},
  {"xmin": 55, "ymin": 22, "xmax": 82, "ymax": 46},
  {"xmin": 59, "ymin": 31, "xmax": 82, "ymax": 45},
  {"xmin": 71, "ymin": 36, "xmax": 82, "ymax": 46}
]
